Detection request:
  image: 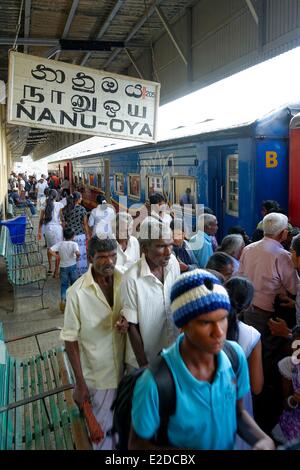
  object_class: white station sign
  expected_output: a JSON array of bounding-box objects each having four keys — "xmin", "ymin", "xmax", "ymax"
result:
[{"xmin": 7, "ymin": 51, "xmax": 160, "ymax": 142}]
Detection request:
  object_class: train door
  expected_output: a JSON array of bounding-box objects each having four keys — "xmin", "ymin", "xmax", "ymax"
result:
[{"xmin": 208, "ymin": 145, "xmax": 239, "ymax": 239}]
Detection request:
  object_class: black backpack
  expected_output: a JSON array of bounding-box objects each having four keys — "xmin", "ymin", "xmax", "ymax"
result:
[{"xmin": 111, "ymin": 340, "xmax": 239, "ymax": 450}]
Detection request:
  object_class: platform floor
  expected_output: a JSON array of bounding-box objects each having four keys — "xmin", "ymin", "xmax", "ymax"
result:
[{"xmin": 0, "ymin": 219, "xmax": 64, "ymax": 358}]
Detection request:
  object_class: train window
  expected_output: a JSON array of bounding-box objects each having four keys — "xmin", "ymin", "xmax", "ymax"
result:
[
  {"xmin": 172, "ymin": 177, "xmax": 196, "ymax": 208},
  {"xmin": 128, "ymin": 174, "xmax": 141, "ymax": 199},
  {"xmin": 97, "ymin": 174, "xmax": 102, "ymax": 189},
  {"xmin": 89, "ymin": 174, "xmax": 95, "ymax": 186},
  {"xmin": 226, "ymin": 155, "xmax": 239, "ymax": 217},
  {"xmin": 147, "ymin": 175, "xmax": 162, "ymax": 198},
  {"xmin": 115, "ymin": 173, "xmax": 124, "ymax": 194}
]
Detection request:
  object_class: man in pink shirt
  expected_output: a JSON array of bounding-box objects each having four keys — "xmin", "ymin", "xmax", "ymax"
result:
[
  {"xmin": 239, "ymin": 214, "xmax": 298, "ymax": 315},
  {"xmin": 238, "ymin": 212, "xmax": 299, "ymax": 433}
]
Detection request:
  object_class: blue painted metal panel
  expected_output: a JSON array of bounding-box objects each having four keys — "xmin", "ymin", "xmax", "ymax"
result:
[{"xmin": 254, "ymin": 138, "xmax": 289, "ymax": 224}]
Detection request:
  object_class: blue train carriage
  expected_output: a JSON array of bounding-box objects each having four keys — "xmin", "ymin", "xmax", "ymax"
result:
[
  {"xmin": 67, "ymin": 103, "xmax": 299, "ymax": 239},
  {"xmin": 254, "ymin": 104, "xmax": 300, "ymax": 230},
  {"xmin": 142, "ymin": 103, "xmax": 299, "ymax": 239},
  {"xmin": 72, "ymin": 156, "xmax": 107, "ymax": 209}
]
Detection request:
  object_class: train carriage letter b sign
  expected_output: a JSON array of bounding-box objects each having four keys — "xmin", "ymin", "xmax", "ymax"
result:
[{"xmin": 7, "ymin": 51, "xmax": 160, "ymax": 143}]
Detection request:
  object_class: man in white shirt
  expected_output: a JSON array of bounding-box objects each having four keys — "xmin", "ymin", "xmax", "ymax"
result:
[
  {"xmin": 121, "ymin": 218, "xmax": 180, "ymax": 368},
  {"xmin": 60, "ymin": 237, "xmax": 125, "ymax": 449},
  {"xmin": 36, "ymin": 176, "xmax": 48, "ymax": 211},
  {"xmin": 143, "ymin": 192, "xmax": 173, "ymax": 227},
  {"xmin": 115, "ymin": 212, "xmax": 140, "ymax": 274}
]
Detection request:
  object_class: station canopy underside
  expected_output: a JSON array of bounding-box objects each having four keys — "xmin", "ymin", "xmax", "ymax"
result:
[{"xmin": 2, "ymin": 0, "xmax": 300, "ymax": 161}]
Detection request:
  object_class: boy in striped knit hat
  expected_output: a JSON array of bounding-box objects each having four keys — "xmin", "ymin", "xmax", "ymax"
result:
[{"xmin": 128, "ymin": 269, "xmax": 275, "ymax": 450}]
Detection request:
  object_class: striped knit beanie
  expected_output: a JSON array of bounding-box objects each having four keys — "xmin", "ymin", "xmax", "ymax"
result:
[{"xmin": 171, "ymin": 269, "xmax": 231, "ymax": 328}]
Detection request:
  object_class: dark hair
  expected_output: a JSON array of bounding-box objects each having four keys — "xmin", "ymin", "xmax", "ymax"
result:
[
  {"xmin": 262, "ymin": 200, "xmax": 281, "ymax": 213},
  {"xmin": 96, "ymin": 194, "xmax": 106, "ymax": 205},
  {"xmin": 149, "ymin": 193, "xmax": 165, "ymax": 205},
  {"xmin": 291, "ymin": 233, "xmax": 300, "ymax": 257},
  {"xmin": 251, "ymin": 228, "xmax": 264, "ymax": 242},
  {"xmin": 205, "ymin": 268, "xmax": 225, "ymax": 284},
  {"xmin": 88, "ymin": 236, "xmax": 117, "ymax": 258},
  {"xmin": 44, "ymin": 189, "xmax": 57, "ymax": 224},
  {"xmin": 206, "ymin": 252, "xmax": 234, "ymax": 273},
  {"xmin": 73, "ymin": 191, "xmax": 82, "ymax": 202},
  {"xmin": 63, "ymin": 228, "xmax": 74, "ymax": 240},
  {"xmin": 44, "ymin": 187, "xmax": 50, "ymax": 197},
  {"xmin": 63, "ymin": 194, "xmax": 75, "ymax": 218},
  {"xmin": 170, "ymin": 218, "xmax": 184, "ymax": 232},
  {"xmin": 224, "ymin": 276, "xmax": 254, "ymax": 341},
  {"xmin": 228, "ymin": 226, "xmax": 250, "ymax": 245},
  {"xmin": 204, "ymin": 206, "xmax": 214, "ymax": 215}
]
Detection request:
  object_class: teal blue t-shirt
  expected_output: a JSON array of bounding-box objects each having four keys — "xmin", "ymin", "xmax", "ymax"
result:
[
  {"xmin": 132, "ymin": 334, "xmax": 250, "ymax": 450},
  {"xmin": 189, "ymin": 231, "xmax": 213, "ymax": 268}
]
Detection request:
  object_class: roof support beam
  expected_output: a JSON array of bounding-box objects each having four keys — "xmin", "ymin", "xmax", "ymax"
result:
[
  {"xmin": 23, "ymin": 0, "xmax": 32, "ymax": 54},
  {"xmin": 124, "ymin": 48, "xmax": 144, "ymax": 79},
  {"xmin": 245, "ymin": 0, "xmax": 259, "ymax": 25},
  {"xmin": 186, "ymin": 6, "xmax": 193, "ymax": 82},
  {"xmin": 0, "ymin": 37, "xmax": 146, "ymax": 48},
  {"xmin": 55, "ymin": 0, "xmax": 80, "ymax": 60},
  {"xmin": 81, "ymin": 0, "xmax": 125, "ymax": 66},
  {"xmin": 257, "ymin": 0, "xmax": 267, "ymax": 48},
  {"xmin": 102, "ymin": 0, "xmax": 162, "ymax": 69},
  {"xmin": 155, "ymin": 6, "xmax": 187, "ymax": 67}
]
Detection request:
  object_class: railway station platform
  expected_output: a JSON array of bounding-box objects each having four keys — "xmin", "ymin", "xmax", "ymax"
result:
[{"xmin": 0, "ymin": 217, "xmax": 63, "ymax": 358}]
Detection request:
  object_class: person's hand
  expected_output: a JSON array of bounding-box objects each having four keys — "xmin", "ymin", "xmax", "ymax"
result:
[
  {"xmin": 293, "ymin": 389, "xmax": 300, "ymax": 403},
  {"xmin": 178, "ymin": 260, "xmax": 189, "ymax": 272},
  {"xmin": 268, "ymin": 318, "xmax": 290, "ymax": 338},
  {"xmin": 115, "ymin": 315, "xmax": 129, "ymax": 333},
  {"xmin": 37, "ymin": 231, "xmax": 42, "ymax": 241},
  {"xmin": 252, "ymin": 436, "xmax": 275, "ymax": 450},
  {"xmin": 73, "ymin": 382, "xmax": 90, "ymax": 408},
  {"xmin": 278, "ymin": 295, "xmax": 296, "ymax": 309}
]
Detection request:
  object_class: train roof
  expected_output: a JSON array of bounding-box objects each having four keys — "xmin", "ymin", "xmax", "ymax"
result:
[{"xmin": 49, "ymin": 102, "xmax": 300, "ymax": 163}]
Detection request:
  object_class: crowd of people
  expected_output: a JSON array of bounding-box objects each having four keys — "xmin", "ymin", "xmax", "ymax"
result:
[{"xmin": 6, "ymin": 170, "xmax": 300, "ymax": 450}]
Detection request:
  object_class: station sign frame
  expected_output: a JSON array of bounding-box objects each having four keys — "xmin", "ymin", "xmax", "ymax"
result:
[{"xmin": 7, "ymin": 51, "xmax": 160, "ymax": 143}]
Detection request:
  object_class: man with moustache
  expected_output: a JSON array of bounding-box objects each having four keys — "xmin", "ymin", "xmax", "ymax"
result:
[
  {"xmin": 121, "ymin": 218, "xmax": 180, "ymax": 369},
  {"xmin": 60, "ymin": 236, "xmax": 125, "ymax": 449}
]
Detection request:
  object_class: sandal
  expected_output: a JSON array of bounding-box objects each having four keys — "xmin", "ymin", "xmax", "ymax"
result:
[{"xmin": 47, "ymin": 270, "xmax": 53, "ymax": 274}]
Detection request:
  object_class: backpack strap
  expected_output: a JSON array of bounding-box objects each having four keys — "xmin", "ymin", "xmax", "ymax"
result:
[
  {"xmin": 223, "ymin": 340, "xmax": 239, "ymax": 376},
  {"xmin": 148, "ymin": 355, "xmax": 176, "ymax": 446}
]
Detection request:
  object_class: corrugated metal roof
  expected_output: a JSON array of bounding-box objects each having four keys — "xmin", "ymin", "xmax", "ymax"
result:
[{"xmin": 0, "ymin": 0, "xmax": 195, "ymax": 159}]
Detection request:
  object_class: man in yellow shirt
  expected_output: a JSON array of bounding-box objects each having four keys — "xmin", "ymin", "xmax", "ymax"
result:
[{"xmin": 60, "ymin": 237, "xmax": 125, "ymax": 449}]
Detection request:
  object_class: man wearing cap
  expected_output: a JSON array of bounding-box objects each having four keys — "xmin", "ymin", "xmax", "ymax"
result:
[{"xmin": 128, "ymin": 269, "xmax": 274, "ymax": 450}]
